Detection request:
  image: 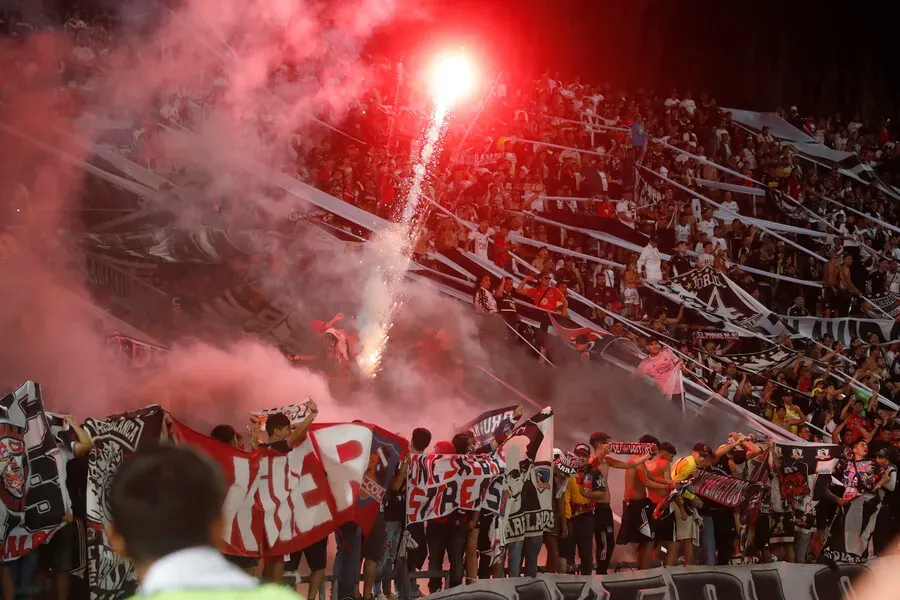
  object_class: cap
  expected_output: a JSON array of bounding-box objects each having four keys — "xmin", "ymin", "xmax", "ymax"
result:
[{"xmin": 573, "ymin": 443, "xmax": 592, "ymax": 457}]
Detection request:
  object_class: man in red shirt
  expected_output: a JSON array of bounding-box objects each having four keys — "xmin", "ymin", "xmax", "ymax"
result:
[{"xmin": 517, "ymin": 272, "xmax": 567, "ymax": 361}]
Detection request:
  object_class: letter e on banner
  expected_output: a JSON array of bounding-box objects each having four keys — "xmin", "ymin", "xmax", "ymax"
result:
[{"xmin": 313, "ymin": 424, "xmax": 372, "ymax": 512}]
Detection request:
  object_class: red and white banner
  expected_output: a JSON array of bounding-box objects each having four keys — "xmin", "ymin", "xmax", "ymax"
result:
[
  {"xmin": 406, "ymin": 453, "xmax": 506, "ymax": 523},
  {"xmin": 171, "ymin": 420, "xmax": 407, "ymax": 557}
]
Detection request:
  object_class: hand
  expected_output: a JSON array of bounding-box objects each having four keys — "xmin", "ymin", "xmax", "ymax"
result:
[
  {"xmin": 333, "ymin": 313, "xmax": 345, "ymax": 322},
  {"xmin": 249, "ymin": 414, "xmax": 260, "ymax": 424},
  {"xmin": 513, "ymin": 406, "xmax": 525, "ymax": 420},
  {"xmin": 560, "ymin": 521, "xmax": 569, "ymax": 539},
  {"xmin": 307, "ymin": 399, "xmax": 319, "ymax": 414},
  {"xmin": 63, "ymin": 414, "xmax": 77, "ymax": 426}
]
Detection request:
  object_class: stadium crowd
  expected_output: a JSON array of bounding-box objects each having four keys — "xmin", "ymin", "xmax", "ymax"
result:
[{"xmin": 3, "ymin": 5, "xmax": 900, "ymax": 600}]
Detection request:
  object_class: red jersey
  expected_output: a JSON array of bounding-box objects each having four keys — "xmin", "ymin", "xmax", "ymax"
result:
[{"xmin": 524, "ymin": 286, "xmax": 565, "ymax": 312}]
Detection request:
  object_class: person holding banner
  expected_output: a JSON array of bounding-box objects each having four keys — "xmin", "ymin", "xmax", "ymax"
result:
[{"xmin": 633, "ymin": 337, "xmax": 685, "ymax": 412}]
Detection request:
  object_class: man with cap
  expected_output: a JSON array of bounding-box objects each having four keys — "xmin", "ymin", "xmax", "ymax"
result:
[
  {"xmin": 637, "ymin": 235, "xmax": 662, "ymax": 315},
  {"xmin": 668, "ymin": 443, "xmax": 713, "ymax": 564}
]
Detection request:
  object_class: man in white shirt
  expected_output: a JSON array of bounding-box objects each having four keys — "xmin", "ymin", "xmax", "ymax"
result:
[
  {"xmin": 697, "ymin": 209, "xmax": 717, "ymax": 239},
  {"xmin": 719, "ymin": 191, "xmax": 739, "ymax": 215},
  {"xmin": 616, "ymin": 197, "xmax": 637, "ymax": 229},
  {"xmin": 680, "ymin": 91, "xmax": 696, "ymax": 116},
  {"xmin": 696, "ymin": 242, "xmax": 715, "ymax": 268},
  {"xmin": 637, "ymin": 236, "xmax": 663, "ymax": 283},
  {"xmin": 710, "ymin": 226, "xmax": 728, "ymax": 253},
  {"xmin": 470, "ymin": 218, "xmax": 494, "ymax": 259}
]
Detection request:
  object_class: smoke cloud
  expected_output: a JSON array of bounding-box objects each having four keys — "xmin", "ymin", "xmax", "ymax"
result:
[{"xmin": 0, "ymin": 0, "xmax": 742, "ymax": 463}]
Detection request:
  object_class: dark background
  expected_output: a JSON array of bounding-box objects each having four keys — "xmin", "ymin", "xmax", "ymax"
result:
[{"xmin": 373, "ymin": 0, "xmax": 900, "ymax": 123}]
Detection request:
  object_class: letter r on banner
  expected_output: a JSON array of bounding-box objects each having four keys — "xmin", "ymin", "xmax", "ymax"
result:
[{"xmin": 314, "ymin": 424, "xmax": 371, "ymax": 512}]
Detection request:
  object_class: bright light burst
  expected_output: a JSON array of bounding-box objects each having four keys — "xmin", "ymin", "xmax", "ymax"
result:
[
  {"xmin": 429, "ymin": 52, "xmax": 476, "ymax": 110},
  {"xmin": 355, "ymin": 51, "xmax": 478, "ymax": 379}
]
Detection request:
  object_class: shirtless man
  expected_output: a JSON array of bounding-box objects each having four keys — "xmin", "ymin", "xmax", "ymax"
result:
[
  {"xmin": 613, "ymin": 434, "xmax": 669, "ymax": 569},
  {"xmin": 641, "ymin": 442, "xmax": 678, "ymax": 564},
  {"xmin": 838, "ymin": 254, "xmax": 861, "ymax": 317},
  {"xmin": 822, "ymin": 251, "xmax": 842, "ymax": 318}
]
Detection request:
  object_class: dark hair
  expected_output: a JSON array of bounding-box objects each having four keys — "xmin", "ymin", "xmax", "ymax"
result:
[
  {"xmin": 692, "ymin": 442, "xmax": 712, "ymax": 456},
  {"xmin": 411, "ymin": 428, "xmax": 432, "ymax": 452},
  {"xmin": 659, "ymin": 441, "xmax": 677, "ymax": 455},
  {"xmin": 265, "ymin": 413, "xmax": 291, "ymax": 436},
  {"xmin": 109, "ymin": 445, "xmax": 224, "ymax": 562},
  {"xmin": 451, "ymin": 433, "xmax": 472, "ymax": 454},
  {"xmin": 589, "ymin": 432, "xmax": 611, "ymax": 446},
  {"xmin": 210, "ymin": 424, "xmax": 237, "ymax": 445},
  {"xmin": 639, "ymin": 434, "xmax": 660, "ymax": 446}
]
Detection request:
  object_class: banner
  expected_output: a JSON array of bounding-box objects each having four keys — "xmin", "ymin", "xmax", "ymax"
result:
[
  {"xmin": 250, "ymin": 401, "xmax": 312, "ymax": 432},
  {"xmin": 692, "ymin": 330, "xmax": 741, "ymax": 346},
  {"xmin": 608, "ymin": 442, "xmax": 656, "ymax": 455},
  {"xmin": 84, "ymin": 406, "xmax": 165, "ymax": 600},
  {"xmin": 172, "ymin": 420, "xmax": 405, "ymax": 554},
  {"xmin": 783, "ymin": 316, "xmax": 900, "ymax": 345},
  {"xmin": 0, "ymin": 382, "xmax": 71, "ymax": 562},
  {"xmin": 864, "ymin": 292, "xmax": 900, "ymax": 318},
  {"xmin": 356, "ymin": 426, "xmax": 407, "ymax": 534},
  {"xmin": 457, "ymin": 406, "xmax": 520, "ymax": 451},
  {"xmin": 451, "ymin": 151, "xmax": 505, "ymax": 167},
  {"xmin": 406, "ymin": 453, "xmax": 506, "ymax": 523},
  {"xmin": 107, "ymin": 333, "xmax": 169, "ymax": 368},
  {"xmin": 646, "ymin": 267, "xmax": 787, "ymax": 337},
  {"xmin": 720, "ymin": 346, "xmax": 798, "ymax": 375},
  {"xmin": 503, "ymin": 408, "xmax": 554, "ymax": 543},
  {"xmin": 637, "ymin": 173, "xmax": 662, "ymax": 208},
  {"xmin": 423, "ymin": 563, "xmax": 874, "ymax": 600},
  {"xmin": 774, "ymin": 442, "xmax": 840, "ymax": 531},
  {"xmin": 689, "ymin": 469, "xmax": 755, "ymax": 508}
]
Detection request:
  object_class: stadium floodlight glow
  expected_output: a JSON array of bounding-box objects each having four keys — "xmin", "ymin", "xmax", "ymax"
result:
[{"xmin": 429, "ymin": 52, "xmax": 476, "ymax": 108}]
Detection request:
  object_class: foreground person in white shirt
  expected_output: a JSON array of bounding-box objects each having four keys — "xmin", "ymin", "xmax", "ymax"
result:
[{"xmin": 106, "ymin": 445, "xmax": 301, "ymax": 600}]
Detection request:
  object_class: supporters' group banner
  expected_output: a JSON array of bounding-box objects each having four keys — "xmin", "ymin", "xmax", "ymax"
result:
[
  {"xmin": 688, "ymin": 469, "xmax": 755, "ymax": 508},
  {"xmin": 451, "ymin": 151, "xmax": 505, "ymax": 167},
  {"xmin": 721, "ymin": 346, "xmax": 798, "ymax": 375},
  {"xmin": 250, "ymin": 401, "xmax": 312, "ymax": 431},
  {"xmin": 646, "ymin": 267, "xmax": 787, "ymax": 336},
  {"xmin": 171, "ymin": 420, "xmax": 404, "ymax": 554},
  {"xmin": 107, "ymin": 333, "xmax": 169, "ymax": 368},
  {"xmin": 423, "ymin": 563, "xmax": 873, "ymax": 600},
  {"xmin": 637, "ymin": 173, "xmax": 662, "ymax": 208},
  {"xmin": 774, "ymin": 442, "xmax": 840, "ymax": 532},
  {"xmin": 356, "ymin": 426, "xmax": 408, "ymax": 533},
  {"xmin": 406, "ymin": 453, "xmax": 506, "ymax": 523},
  {"xmin": 782, "ymin": 316, "xmax": 900, "ymax": 345},
  {"xmin": 864, "ymin": 292, "xmax": 900, "ymax": 318},
  {"xmin": 608, "ymin": 442, "xmax": 656, "ymax": 455},
  {"xmin": 0, "ymin": 382, "xmax": 71, "ymax": 562},
  {"xmin": 457, "ymin": 406, "xmax": 521, "ymax": 451},
  {"xmin": 84, "ymin": 406, "xmax": 165, "ymax": 600},
  {"xmin": 692, "ymin": 330, "xmax": 741, "ymax": 346},
  {"xmin": 503, "ymin": 408, "xmax": 553, "ymax": 543}
]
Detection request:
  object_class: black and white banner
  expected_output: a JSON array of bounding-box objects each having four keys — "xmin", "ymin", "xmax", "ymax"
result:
[
  {"xmin": 774, "ymin": 442, "xmax": 840, "ymax": 522},
  {"xmin": 0, "ymin": 382, "xmax": 71, "ymax": 562},
  {"xmin": 458, "ymin": 406, "xmax": 521, "ymax": 451},
  {"xmin": 864, "ymin": 292, "xmax": 900, "ymax": 318},
  {"xmin": 424, "ymin": 563, "xmax": 875, "ymax": 600},
  {"xmin": 84, "ymin": 406, "xmax": 165, "ymax": 600},
  {"xmin": 721, "ymin": 346, "xmax": 798, "ymax": 375},
  {"xmin": 637, "ymin": 173, "xmax": 662, "ymax": 208},
  {"xmin": 782, "ymin": 316, "xmax": 900, "ymax": 345},
  {"xmin": 503, "ymin": 408, "xmax": 554, "ymax": 543},
  {"xmin": 646, "ymin": 267, "xmax": 786, "ymax": 336}
]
